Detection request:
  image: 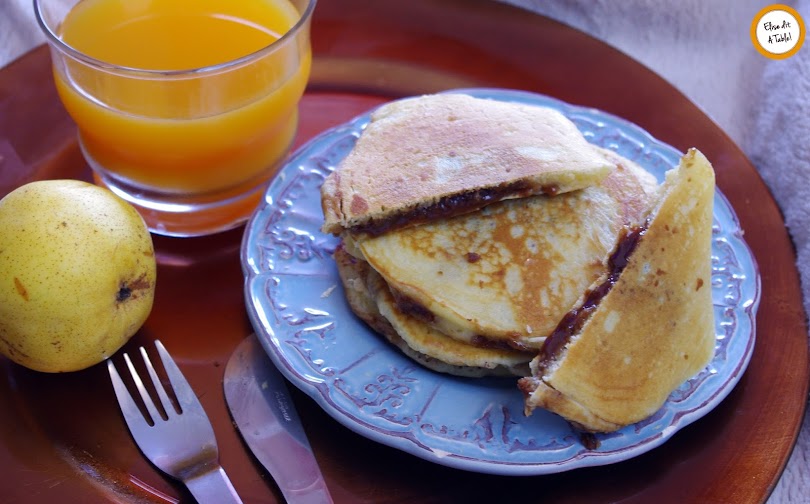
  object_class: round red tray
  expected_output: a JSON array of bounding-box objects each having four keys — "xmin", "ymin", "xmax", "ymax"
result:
[{"xmin": 0, "ymin": 0, "xmax": 806, "ymax": 502}]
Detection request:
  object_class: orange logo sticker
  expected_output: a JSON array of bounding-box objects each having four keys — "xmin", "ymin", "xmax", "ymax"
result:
[{"xmin": 751, "ymin": 4, "xmax": 805, "ymax": 59}]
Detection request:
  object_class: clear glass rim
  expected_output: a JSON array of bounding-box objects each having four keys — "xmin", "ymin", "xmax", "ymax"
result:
[{"xmin": 33, "ymin": 0, "xmax": 317, "ymax": 76}]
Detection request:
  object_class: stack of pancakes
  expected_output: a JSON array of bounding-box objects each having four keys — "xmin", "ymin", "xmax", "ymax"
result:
[{"xmin": 320, "ymin": 93, "xmax": 715, "ymax": 433}]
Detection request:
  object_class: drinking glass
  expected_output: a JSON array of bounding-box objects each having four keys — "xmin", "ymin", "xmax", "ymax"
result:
[{"xmin": 35, "ymin": 0, "xmax": 315, "ymax": 236}]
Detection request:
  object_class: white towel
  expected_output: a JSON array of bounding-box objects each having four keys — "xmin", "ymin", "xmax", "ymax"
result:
[
  {"xmin": 751, "ymin": 6, "xmax": 810, "ymax": 318},
  {"xmin": 1, "ymin": 0, "xmax": 45, "ymax": 66}
]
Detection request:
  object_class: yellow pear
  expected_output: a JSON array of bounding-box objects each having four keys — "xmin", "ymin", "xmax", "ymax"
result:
[{"xmin": 0, "ymin": 180, "xmax": 156, "ymax": 372}]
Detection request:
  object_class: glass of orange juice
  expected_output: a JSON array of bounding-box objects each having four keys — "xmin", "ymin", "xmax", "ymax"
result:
[{"xmin": 34, "ymin": 0, "xmax": 315, "ymax": 236}]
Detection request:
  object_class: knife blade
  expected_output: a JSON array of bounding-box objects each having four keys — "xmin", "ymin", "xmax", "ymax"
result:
[{"xmin": 224, "ymin": 333, "xmax": 333, "ymax": 504}]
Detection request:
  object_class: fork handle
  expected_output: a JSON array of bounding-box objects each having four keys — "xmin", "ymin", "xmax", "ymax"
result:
[{"xmin": 184, "ymin": 466, "xmax": 243, "ymax": 504}]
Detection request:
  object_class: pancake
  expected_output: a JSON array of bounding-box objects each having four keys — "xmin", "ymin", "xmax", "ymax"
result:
[
  {"xmin": 321, "ymin": 93, "xmax": 616, "ymax": 236},
  {"xmin": 355, "ymin": 152, "xmax": 659, "ymax": 350},
  {"xmin": 334, "ymin": 245, "xmax": 532, "ymax": 377},
  {"xmin": 518, "ymin": 149, "xmax": 716, "ymax": 433}
]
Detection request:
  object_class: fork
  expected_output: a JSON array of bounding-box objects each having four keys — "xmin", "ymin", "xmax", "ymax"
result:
[{"xmin": 108, "ymin": 340, "xmax": 243, "ymax": 504}]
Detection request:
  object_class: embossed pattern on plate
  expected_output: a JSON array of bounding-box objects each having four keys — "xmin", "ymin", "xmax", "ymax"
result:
[{"xmin": 241, "ymin": 88, "xmax": 760, "ymax": 476}]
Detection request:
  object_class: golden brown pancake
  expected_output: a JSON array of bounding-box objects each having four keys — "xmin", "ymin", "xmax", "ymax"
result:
[
  {"xmin": 334, "ymin": 245, "xmax": 532, "ymax": 377},
  {"xmin": 518, "ymin": 149, "xmax": 716, "ymax": 432},
  {"xmin": 321, "ymin": 93, "xmax": 616, "ymax": 236},
  {"xmin": 355, "ymin": 153, "xmax": 659, "ymax": 350}
]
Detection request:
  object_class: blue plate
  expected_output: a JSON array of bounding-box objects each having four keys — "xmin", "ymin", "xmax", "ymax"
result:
[{"xmin": 241, "ymin": 88, "xmax": 760, "ymax": 476}]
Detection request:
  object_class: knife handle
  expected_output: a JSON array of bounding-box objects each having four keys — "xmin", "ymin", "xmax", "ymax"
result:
[
  {"xmin": 281, "ymin": 478, "xmax": 334, "ymax": 504},
  {"xmin": 270, "ymin": 437, "xmax": 334, "ymax": 504},
  {"xmin": 185, "ymin": 466, "xmax": 243, "ymax": 504}
]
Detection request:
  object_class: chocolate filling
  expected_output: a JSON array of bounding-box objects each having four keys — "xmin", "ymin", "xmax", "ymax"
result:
[
  {"xmin": 470, "ymin": 334, "xmax": 533, "ymax": 353},
  {"xmin": 390, "ymin": 288, "xmax": 436, "ymax": 323},
  {"xmin": 353, "ymin": 181, "xmax": 560, "ymax": 237},
  {"xmin": 537, "ymin": 219, "xmax": 651, "ymax": 370},
  {"xmin": 391, "ymin": 288, "xmax": 533, "ymax": 354}
]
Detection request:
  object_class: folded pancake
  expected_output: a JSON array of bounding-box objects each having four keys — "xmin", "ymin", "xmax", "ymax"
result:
[
  {"xmin": 334, "ymin": 245, "xmax": 533, "ymax": 378},
  {"xmin": 321, "ymin": 93, "xmax": 616, "ymax": 236},
  {"xmin": 354, "ymin": 152, "xmax": 659, "ymax": 351},
  {"xmin": 518, "ymin": 149, "xmax": 716, "ymax": 433}
]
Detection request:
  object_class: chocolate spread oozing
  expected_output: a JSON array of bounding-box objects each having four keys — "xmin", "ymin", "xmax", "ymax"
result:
[
  {"xmin": 353, "ymin": 181, "xmax": 560, "ymax": 237},
  {"xmin": 537, "ymin": 219, "xmax": 651, "ymax": 370}
]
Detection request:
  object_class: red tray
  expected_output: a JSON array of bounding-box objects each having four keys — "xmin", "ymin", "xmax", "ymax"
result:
[{"xmin": 1, "ymin": 0, "xmax": 807, "ymax": 502}]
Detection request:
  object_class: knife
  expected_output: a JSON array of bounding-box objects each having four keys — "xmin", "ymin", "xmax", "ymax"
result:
[{"xmin": 224, "ymin": 333, "xmax": 333, "ymax": 504}]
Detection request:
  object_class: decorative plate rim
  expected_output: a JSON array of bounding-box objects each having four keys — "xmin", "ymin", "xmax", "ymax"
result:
[{"xmin": 240, "ymin": 88, "xmax": 761, "ymax": 476}]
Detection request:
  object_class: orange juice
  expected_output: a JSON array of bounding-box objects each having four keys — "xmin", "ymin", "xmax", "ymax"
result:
[{"xmin": 53, "ymin": 0, "xmax": 311, "ymax": 197}]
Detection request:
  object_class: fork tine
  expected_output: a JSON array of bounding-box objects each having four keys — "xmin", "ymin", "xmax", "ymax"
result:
[
  {"xmin": 124, "ymin": 351, "xmax": 163, "ymax": 423},
  {"xmin": 140, "ymin": 345, "xmax": 178, "ymax": 418},
  {"xmin": 108, "ymin": 360, "xmax": 146, "ymax": 425},
  {"xmin": 155, "ymin": 339, "xmax": 199, "ymax": 413}
]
